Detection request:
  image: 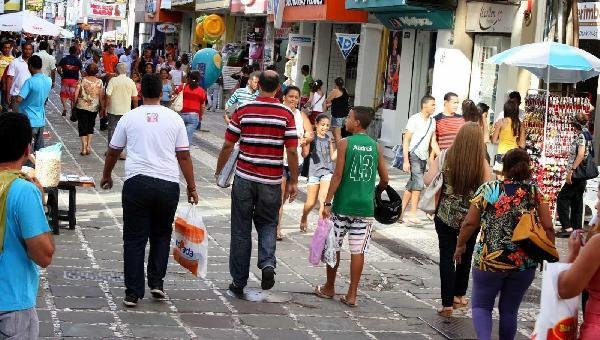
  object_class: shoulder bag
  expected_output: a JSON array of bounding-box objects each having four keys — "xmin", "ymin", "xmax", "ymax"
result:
[
  {"xmin": 573, "ymin": 134, "xmax": 599, "ymax": 180},
  {"xmin": 511, "ymin": 185, "xmax": 559, "ymax": 263},
  {"xmin": 418, "ymin": 149, "xmax": 447, "ymax": 214},
  {"xmin": 170, "ymin": 84, "xmax": 185, "ymax": 112},
  {"xmin": 391, "ymin": 118, "xmax": 432, "ymax": 169}
]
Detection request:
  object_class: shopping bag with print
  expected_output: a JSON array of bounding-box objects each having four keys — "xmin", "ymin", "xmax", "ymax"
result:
[
  {"xmin": 322, "ymin": 226, "xmax": 337, "ymax": 268},
  {"xmin": 309, "ymin": 219, "xmax": 333, "ymax": 266},
  {"xmin": 172, "ymin": 205, "xmax": 208, "ymax": 278},
  {"xmin": 530, "ymin": 261, "xmax": 579, "ymax": 340}
]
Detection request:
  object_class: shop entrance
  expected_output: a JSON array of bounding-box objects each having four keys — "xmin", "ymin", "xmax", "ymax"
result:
[{"xmin": 408, "ymin": 30, "xmax": 436, "ymax": 115}]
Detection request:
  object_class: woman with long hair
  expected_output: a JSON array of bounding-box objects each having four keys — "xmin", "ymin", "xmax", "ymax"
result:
[
  {"xmin": 491, "ymin": 100, "xmax": 525, "ymax": 172},
  {"xmin": 454, "ymin": 148, "xmax": 554, "ymax": 340},
  {"xmin": 307, "ymin": 80, "xmax": 325, "ymax": 125},
  {"xmin": 173, "ymin": 70, "xmax": 206, "ymax": 144},
  {"xmin": 477, "ymin": 102, "xmax": 491, "ymax": 143},
  {"xmin": 74, "ymin": 63, "xmax": 105, "ymax": 155},
  {"xmin": 325, "ymin": 77, "xmax": 349, "ymax": 143},
  {"xmin": 424, "ymin": 122, "xmax": 492, "ymax": 317},
  {"xmin": 277, "ymin": 85, "xmax": 313, "ymax": 240},
  {"xmin": 463, "ymin": 99, "xmax": 490, "ymax": 143},
  {"xmin": 159, "ymin": 68, "xmax": 173, "ymax": 107}
]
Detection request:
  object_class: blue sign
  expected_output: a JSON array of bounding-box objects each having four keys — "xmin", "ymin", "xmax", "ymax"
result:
[{"xmin": 335, "ymin": 33, "xmax": 359, "ymax": 60}]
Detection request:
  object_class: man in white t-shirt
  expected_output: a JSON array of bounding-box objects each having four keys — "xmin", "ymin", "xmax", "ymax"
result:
[
  {"xmin": 401, "ymin": 95, "xmax": 437, "ymax": 224},
  {"xmin": 6, "ymin": 42, "xmax": 33, "ymax": 112},
  {"xmin": 100, "ymin": 73, "xmax": 198, "ymax": 308},
  {"xmin": 118, "ymin": 48, "xmax": 133, "ymax": 76}
]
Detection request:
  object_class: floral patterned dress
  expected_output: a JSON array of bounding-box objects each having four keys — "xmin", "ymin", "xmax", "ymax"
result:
[{"xmin": 471, "ymin": 180, "xmax": 547, "ymax": 272}]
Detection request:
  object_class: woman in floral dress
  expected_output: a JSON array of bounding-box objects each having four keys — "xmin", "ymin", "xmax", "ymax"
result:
[{"xmin": 454, "ymin": 148, "xmax": 554, "ymax": 340}]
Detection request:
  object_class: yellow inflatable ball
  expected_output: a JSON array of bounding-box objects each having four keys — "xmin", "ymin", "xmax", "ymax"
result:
[
  {"xmin": 195, "ymin": 23, "xmax": 204, "ymax": 40},
  {"xmin": 203, "ymin": 14, "xmax": 225, "ymax": 39}
]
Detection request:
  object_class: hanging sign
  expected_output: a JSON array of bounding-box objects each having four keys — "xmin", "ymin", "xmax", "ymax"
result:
[
  {"xmin": 579, "ymin": 2, "xmax": 600, "ymax": 40},
  {"xmin": 273, "ymin": 0, "xmax": 285, "ymax": 29},
  {"xmin": 288, "ymin": 34, "xmax": 313, "ymax": 46},
  {"xmin": 87, "ymin": 1, "xmax": 126, "ymax": 19},
  {"xmin": 335, "ymin": 33, "xmax": 359, "ymax": 60},
  {"xmin": 285, "ymin": 0, "xmax": 323, "ymax": 5},
  {"xmin": 157, "ymin": 23, "xmax": 178, "ymax": 33},
  {"xmin": 465, "ymin": 1, "xmax": 518, "ymax": 33}
]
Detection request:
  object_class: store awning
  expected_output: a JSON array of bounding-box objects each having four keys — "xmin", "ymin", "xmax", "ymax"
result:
[{"xmin": 345, "ymin": 0, "xmax": 455, "ymax": 30}]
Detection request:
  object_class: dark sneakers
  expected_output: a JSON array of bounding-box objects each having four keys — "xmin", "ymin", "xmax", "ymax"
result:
[
  {"xmin": 122, "ymin": 294, "xmax": 139, "ymax": 307},
  {"xmin": 261, "ymin": 266, "xmax": 275, "ymax": 290},
  {"xmin": 150, "ymin": 287, "xmax": 167, "ymax": 300},
  {"xmin": 228, "ymin": 283, "xmax": 244, "ymax": 295}
]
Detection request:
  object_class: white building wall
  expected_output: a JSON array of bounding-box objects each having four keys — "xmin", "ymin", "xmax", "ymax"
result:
[
  {"xmin": 294, "ymin": 22, "xmax": 314, "ymax": 87},
  {"xmin": 327, "ymin": 24, "xmax": 348, "ymax": 94},
  {"xmin": 312, "ymin": 22, "xmax": 332, "ymax": 90},
  {"xmin": 354, "ymin": 23, "xmax": 383, "ymax": 107}
]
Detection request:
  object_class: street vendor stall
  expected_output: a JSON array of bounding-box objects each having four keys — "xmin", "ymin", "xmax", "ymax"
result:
[{"xmin": 0, "ymin": 10, "xmax": 62, "ymax": 36}]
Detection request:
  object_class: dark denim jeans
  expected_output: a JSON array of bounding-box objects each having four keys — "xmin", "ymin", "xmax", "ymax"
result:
[
  {"xmin": 435, "ymin": 217, "xmax": 478, "ymax": 307},
  {"xmin": 556, "ymin": 178, "xmax": 587, "ymax": 230},
  {"xmin": 230, "ymin": 175, "xmax": 282, "ymax": 288},
  {"xmin": 122, "ymin": 175, "xmax": 180, "ymax": 298},
  {"xmin": 31, "ymin": 127, "xmax": 44, "ymax": 151}
]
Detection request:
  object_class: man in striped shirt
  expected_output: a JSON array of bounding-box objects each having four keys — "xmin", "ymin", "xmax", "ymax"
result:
[
  {"xmin": 215, "ymin": 70, "xmax": 299, "ymax": 295},
  {"xmin": 223, "ymin": 72, "xmax": 259, "ymax": 124},
  {"xmin": 431, "ymin": 92, "xmax": 464, "ymax": 158}
]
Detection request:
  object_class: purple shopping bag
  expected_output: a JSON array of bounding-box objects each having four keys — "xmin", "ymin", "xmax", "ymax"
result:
[{"xmin": 309, "ymin": 219, "xmax": 333, "ymax": 266}]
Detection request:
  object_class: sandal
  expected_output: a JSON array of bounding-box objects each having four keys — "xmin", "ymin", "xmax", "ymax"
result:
[
  {"xmin": 277, "ymin": 233, "xmax": 284, "ymax": 241},
  {"xmin": 300, "ymin": 223, "xmax": 308, "ymax": 232},
  {"xmin": 453, "ymin": 298, "xmax": 469, "ymax": 309},
  {"xmin": 407, "ymin": 217, "xmax": 423, "ymax": 225},
  {"xmin": 437, "ymin": 307, "xmax": 453, "ymax": 317},
  {"xmin": 340, "ymin": 295, "xmax": 357, "ymax": 307},
  {"xmin": 314, "ymin": 285, "xmax": 334, "ymax": 300}
]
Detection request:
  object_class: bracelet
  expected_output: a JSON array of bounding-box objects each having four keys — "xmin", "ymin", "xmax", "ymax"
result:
[{"xmin": 324, "ymin": 202, "xmax": 332, "ymax": 207}]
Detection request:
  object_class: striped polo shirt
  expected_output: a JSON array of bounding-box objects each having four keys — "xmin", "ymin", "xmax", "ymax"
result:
[
  {"xmin": 225, "ymin": 97, "xmax": 298, "ymax": 185},
  {"xmin": 434, "ymin": 112, "xmax": 464, "ymax": 150},
  {"xmin": 226, "ymin": 86, "xmax": 259, "ymax": 109}
]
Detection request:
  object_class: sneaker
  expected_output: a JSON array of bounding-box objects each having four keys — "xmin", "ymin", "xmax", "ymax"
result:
[
  {"xmin": 228, "ymin": 283, "xmax": 244, "ymax": 295},
  {"xmin": 150, "ymin": 287, "xmax": 166, "ymax": 300},
  {"xmin": 261, "ymin": 266, "xmax": 276, "ymax": 290},
  {"xmin": 122, "ymin": 294, "xmax": 138, "ymax": 307}
]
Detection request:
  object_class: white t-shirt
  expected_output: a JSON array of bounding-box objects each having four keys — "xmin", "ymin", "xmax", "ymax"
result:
[
  {"xmin": 7, "ymin": 57, "xmax": 31, "ymax": 96},
  {"xmin": 405, "ymin": 113, "xmax": 436, "ymax": 161},
  {"xmin": 494, "ymin": 108, "xmax": 525, "ymax": 123},
  {"xmin": 311, "ymin": 92, "xmax": 324, "ymax": 112},
  {"xmin": 284, "ymin": 108, "xmax": 305, "ymax": 166},
  {"xmin": 109, "ymin": 104, "xmax": 190, "ymax": 183},
  {"xmin": 169, "ymin": 69, "xmax": 186, "ymax": 86},
  {"xmin": 118, "ymin": 54, "xmax": 132, "ymax": 75}
]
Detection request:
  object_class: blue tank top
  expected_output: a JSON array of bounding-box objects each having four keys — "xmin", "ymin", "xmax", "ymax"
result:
[{"xmin": 161, "ymin": 82, "xmax": 172, "ymax": 102}]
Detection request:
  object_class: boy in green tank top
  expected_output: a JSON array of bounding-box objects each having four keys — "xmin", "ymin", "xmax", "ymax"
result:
[{"xmin": 314, "ymin": 106, "xmax": 389, "ymax": 307}]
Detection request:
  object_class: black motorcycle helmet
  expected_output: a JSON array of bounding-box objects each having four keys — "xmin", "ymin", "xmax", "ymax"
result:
[{"xmin": 374, "ymin": 185, "xmax": 402, "ymax": 224}]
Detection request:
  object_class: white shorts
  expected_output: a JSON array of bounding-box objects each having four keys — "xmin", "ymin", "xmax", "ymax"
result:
[{"xmin": 331, "ymin": 213, "xmax": 374, "ymax": 255}]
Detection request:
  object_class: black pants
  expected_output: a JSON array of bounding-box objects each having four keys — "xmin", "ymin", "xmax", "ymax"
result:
[
  {"xmin": 435, "ymin": 216, "xmax": 478, "ymax": 307},
  {"xmin": 122, "ymin": 175, "xmax": 180, "ymax": 298},
  {"xmin": 556, "ymin": 179, "xmax": 587, "ymax": 230},
  {"xmin": 76, "ymin": 108, "xmax": 97, "ymax": 136}
]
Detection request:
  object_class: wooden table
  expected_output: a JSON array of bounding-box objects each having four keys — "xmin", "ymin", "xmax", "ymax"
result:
[{"xmin": 45, "ymin": 178, "xmax": 95, "ymax": 235}]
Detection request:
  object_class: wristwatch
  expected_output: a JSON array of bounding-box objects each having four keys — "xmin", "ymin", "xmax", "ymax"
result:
[{"xmin": 324, "ymin": 202, "xmax": 332, "ymax": 207}]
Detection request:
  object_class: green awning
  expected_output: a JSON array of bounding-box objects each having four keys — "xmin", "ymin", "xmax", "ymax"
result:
[{"xmin": 374, "ymin": 9, "xmax": 454, "ymax": 30}]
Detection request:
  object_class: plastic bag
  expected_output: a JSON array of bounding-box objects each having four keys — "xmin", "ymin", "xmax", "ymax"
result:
[
  {"xmin": 36, "ymin": 143, "xmax": 62, "ymax": 187},
  {"xmin": 322, "ymin": 225, "xmax": 337, "ymax": 268},
  {"xmin": 217, "ymin": 144, "xmax": 239, "ymax": 188},
  {"xmin": 530, "ymin": 261, "xmax": 579, "ymax": 340},
  {"xmin": 309, "ymin": 219, "xmax": 333, "ymax": 266},
  {"xmin": 172, "ymin": 205, "xmax": 208, "ymax": 278}
]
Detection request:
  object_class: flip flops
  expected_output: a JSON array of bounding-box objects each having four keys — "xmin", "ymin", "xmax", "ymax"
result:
[
  {"xmin": 314, "ymin": 285, "xmax": 334, "ymax": 300},
  {"xmin": 340, "ymin": 295, "xmax": 357, "ymax": 307}
]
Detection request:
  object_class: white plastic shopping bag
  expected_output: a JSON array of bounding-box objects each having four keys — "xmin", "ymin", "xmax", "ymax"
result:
[
  {"xmin": 530, "ymin": 261, "xmax": 579, "ymax": 340},
  {"xmin": 322, "ymin": 226, "xmax": 337, "ymax": 268},
  {"xmin": 172, "ymin": 205, "xmax": 208, "ymax": 278},
  {"xmin": 217, "ymin": 144, "xmax": 239, "ymax": 188}
]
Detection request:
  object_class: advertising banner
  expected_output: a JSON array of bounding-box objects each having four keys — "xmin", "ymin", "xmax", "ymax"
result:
[
  {"xmin": 87, "ymin": 1, "xmax": 126, "ymax": 19},
  {"xmin": 335, "ymin": 33, "xmax": 359, "ymax": 60},
  {"xmin": 579, "ymin": 2, "xmax": 600, "ymax": 40},
  {"xmin": 2, "ymin": 0, "xmax": 22, "ymax": 13},
  {"xmin": 465, "ymin": 1, "xmax": 518, "ymax": 33},
  {"xmin": 288, "ymin": 34, "xmax": 313, "ymax": 46},
  {"xmin": 383, "ymin": 31, "xmax": 401, "ymax": 110}
]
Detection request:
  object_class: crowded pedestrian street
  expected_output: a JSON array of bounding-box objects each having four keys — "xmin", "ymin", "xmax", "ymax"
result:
[{"xmin": 20, "ymin": 84, "xmax": 565, "ymax": 339}]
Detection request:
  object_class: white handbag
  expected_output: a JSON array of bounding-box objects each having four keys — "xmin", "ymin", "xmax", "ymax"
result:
[
  {"xmin": 418, "ymin": 150, "xmax": 447, "ymax": 214},
  {"xmin": 170, "ymin": 84, "xmax": 185, "ymax": 112}
]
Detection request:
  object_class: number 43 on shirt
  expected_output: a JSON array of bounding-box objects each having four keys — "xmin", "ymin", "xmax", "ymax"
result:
[{"xmin": 349, "ymin": 154, "xmax": 375, "ymax": 182}]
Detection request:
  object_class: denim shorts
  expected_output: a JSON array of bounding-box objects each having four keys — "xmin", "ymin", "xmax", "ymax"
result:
[
  {"xmin": 331, "ymin": 117, "xmax": 346, "ymax": 128},
  {"xmin": 308, "ymin": 173, "xmax": 333, "ymax": 184},
  {"xmin": 405, "ymin": 152, "xmax": 427, "ymax": 191}
]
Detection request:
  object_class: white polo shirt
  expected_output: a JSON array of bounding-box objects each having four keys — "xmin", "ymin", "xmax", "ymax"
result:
[
  {"xmin": 109, "ymin": 104, "xmax": 189, "ymax": 183},
  {"xmin": 7, "ymin": 56, "xmax": 31, "ymax": 96},
  {"xmin": 34, "ymin": 50, "xmax": 57, "ymax": 78}
]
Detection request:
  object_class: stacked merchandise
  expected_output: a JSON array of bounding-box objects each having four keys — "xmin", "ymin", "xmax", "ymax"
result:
[{"xmin": 523, "ymin": 93, "xmax": 592, "ymax": 210}]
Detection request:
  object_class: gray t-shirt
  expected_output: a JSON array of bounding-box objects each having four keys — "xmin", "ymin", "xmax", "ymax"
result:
[
  {"xmin": 308, "ymin": 135, "xmax": 334, "ymax": 178},
  {"xmin": 569, "ymin": 129, "xmax": 590, "ymax": 166}
]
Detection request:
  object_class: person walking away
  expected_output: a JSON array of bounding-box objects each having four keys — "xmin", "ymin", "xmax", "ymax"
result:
[
  {"xmin": 57, "ymin": 46, "xmax": 83, "ymax": 116},
  {"xmin": 454, "ymin": 148, "xmax": 554, "ymax": 340},
  {"xmin": 0, "ymin": 40, "xmax": 15, "ymax": 111},
  {"xmin": 300, "ymin": 113, "xmax": 335, "ymax": 232},
  {"xmin": 491, "ymin": 101, "xmax": 525, "ymax": 173},
  {"xmin": 214, "ymin": 70, "xmax": 299, "ymax": 295},
  {"xmin": 100, "ymin": 73, "xmax": 198, "ymax": 307},
  {"xmin": 300, "ymin": 64, "xmax": 313, "ymax": 108},
  {"xmin": 424, "ymin": 122, "xmax": 492, "ymax": 317},
  {"xmin": 34, "ymin": 41, "xmax": 56, "ymax": 88},
  {"xmin": 476, "ymin": 102, "xmax": 491, "ymax": 143},
  {"xmin": 278, "ymin": 85, "xmax": 313, "ymax": 240},
  {"xmin": 325, "ymin": 77, "xmax": 350, "ymax": 143},
  {"xmin": 74, "ymin": 63, "xmax": 104, "ymax": 156},
  {"xmin": 307, "ymin": 80, "xmax": 325, "ymax": 125},
  {"xmin": 159, "ymin": 69, "xmax": 173, "ymax": 107},
  {"xmin": 169, "ymin": 61, "xmax": 186, "ymax": 87},
  {"xmin": 401, "ymin": 95, "xmax": 436, "ymax": 225},
  {"xmin": 224, "ymin": 71, "xmax": 259, "ymax": 124},
  {"xmin": 0, "ymin": 113, "xmax": 55, "ymax": 339},
  {"xmin": 556, "ymin": 112, "xmax": 591, "ymax": 238},
  {"xmin": 462, "ymin": 100, "xmax": 487, "ymax": 141},
  {"xmin": 6, "ymin": 42, "xmax": 33, "ymax": 113},
  {"xmin": 207, "ymin": 76, "xmax": 222, "ymax": 112},
  {"xmin": 15, "ymin": 55, "xmax": 52, "ymax": 151},
  {"xmin": 315, "ymin": 106, "xmax": 389, "ymax": 307},
  {"xmin": 118, "ymin": 48, "xmax": 133, "ymax": 76},
  {"xmin": 106, "ymin": 63, "xmax": 138, "ymax": 159},
  {"xmin": 173, "ymin": 71, "xmax": 206, "ymax": 143},
  {"xmin": 431, "ymin": 92, "xmax": 463, "ymax": 159}
]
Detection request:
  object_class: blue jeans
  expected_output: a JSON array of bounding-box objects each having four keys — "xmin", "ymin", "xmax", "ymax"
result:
[
  {"xmin": 180, "ymin": 113, "xmax": 199, "ymax": 144},
  {"xmin": 122, "ymin": 175, "xmax": 180, "ymax": 298},
  {"xmin": 405, "ymin": 152, "xmax": 427, "ymax": 191},
  {"xmin": 230, "ymin": 175, "xmax": 282, "ymax": 288}
]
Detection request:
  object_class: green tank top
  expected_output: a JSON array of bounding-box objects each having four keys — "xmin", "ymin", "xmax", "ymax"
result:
[{"xmin": 332, "ymin": 134, "xmax": 379, "ymax": 217}]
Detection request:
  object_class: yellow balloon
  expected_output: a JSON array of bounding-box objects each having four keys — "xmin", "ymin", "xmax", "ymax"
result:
[
  {"xmin": 195, "ymin": 23, "xmax": 204, "ymax": 40},
  {"xmin": 203, "ymin": 14, "xmax": 225, "ymax": 38}
]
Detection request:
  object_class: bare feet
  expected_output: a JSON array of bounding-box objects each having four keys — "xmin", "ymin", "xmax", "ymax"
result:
[{"xmin": 299, "ymin": 222, "xmax": 308, "ymax": 232}]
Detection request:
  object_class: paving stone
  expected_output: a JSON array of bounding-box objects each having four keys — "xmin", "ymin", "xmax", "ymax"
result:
[
  {"xmin": 251, "ymin": 329, "xmax": 312, "ymax": 340},
  {"xmin": 50, "ymin": 285, "xmax": 104, "ymax": 297},
  {"xmin": 118, "ymin": 311, "xmax": 179, "ymax": 326},
  {"xmin": 36, "ymin": 309, "xmax": 52, "ymax": 322},
  {"xmin": 171, "ymin": 300, "xmax": 230, "ymax": 313},
  {"xmin": 166, "ymin": 289, "xmax": 219, "ymax": 300},
  {"xmin": 296, "ymin": 316, "xmax": 361, "ymax": 331},
  {"xmin": 313, "ymin": 331, "xmax": 372, "ymax": 340},
  {"xmin": 227, "ymin": 298, "xmax": 289, "ymax": 315},
  {"xmin": 61, "ymin": 323, "xmax": 115, "ymax": 338},
  {"xmin": 180, "ymin": 314, "xmax": 235, "ymax": 329},
  {"xmin": 372, "ymin": 332, "xmax": 433, "ymax": 339},
  {"xmin": 38, "ymin": 322, "xmax": 55, "ymax": 337},
  {"xmin": 54, "ymin": 297, "xmax": 108, "ymax": 309},
  {"xmin": 190, "ymin": 328, "xmax": 252, "ymax": 339},
  {"xmin": 57, "ymin": 311, "xmax": 115, "ymax": 324},
  {"xmin": 130, "ymin": 325, "xmax": 190, "ymax": 339},
  {"xmin": 239, "ymin": 314, "xmax": 297, "ymax": 329}
]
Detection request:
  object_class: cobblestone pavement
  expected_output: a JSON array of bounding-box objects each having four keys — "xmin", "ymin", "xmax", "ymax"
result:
[{"xmin": 35, "ymin": 86, "xmax": 549, "ymax": 339}]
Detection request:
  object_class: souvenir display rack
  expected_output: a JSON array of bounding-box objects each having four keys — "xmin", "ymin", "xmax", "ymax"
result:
[{"xmin": 523, "ymin": 91, "xmax": 592, "ymax": 211}]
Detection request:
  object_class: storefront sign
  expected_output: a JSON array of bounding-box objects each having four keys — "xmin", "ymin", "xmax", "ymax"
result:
[
  {"xmin": 288, "ymin": 34, "xmax": 313, "ymax": 46},
  {"xmin": 465, "ymin": 1, "xmax": 518, "ymax": 33},
  {"xmin": 157, "ymin": 23, "xmax": 178, "ymax": 33},
  {"xmin": 335, "ymin": 33, "xmax": 359, "ymax": 60},
  {"xmin": 374, "ymin": 10, "xmax": 454, "ymax": 30},
  {"xmin": 87, "ymin": 1, "xmax": 126, "ymax": 19},
  {"xmin": 579, "ymin": 2, "xmax": 600, "ymax": 40},
  {"xmin": 1, "ymin": 0, "xmax": 21, "ymax": 13},
  {"xmin": 285, "ymin": 0, "xmax": 323, "ymax": 5}
]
